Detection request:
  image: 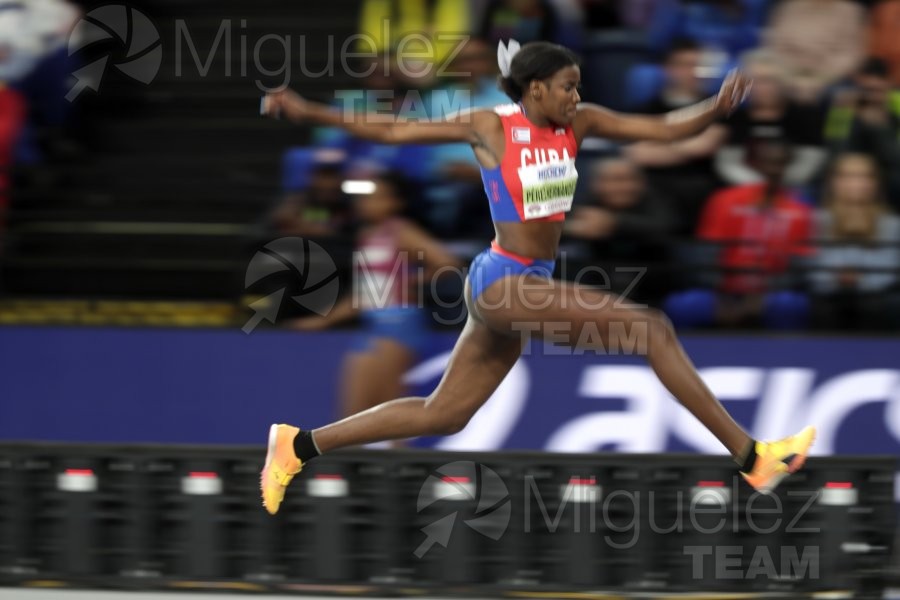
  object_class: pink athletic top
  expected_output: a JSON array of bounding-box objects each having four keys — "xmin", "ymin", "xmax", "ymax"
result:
[
  {"xmin": 355, "ymin": 219, "xmax": 409, "ymax": 310},
  {"xmin": 480, "ymin": 103, "xmax": 579, "ymax": 222}
]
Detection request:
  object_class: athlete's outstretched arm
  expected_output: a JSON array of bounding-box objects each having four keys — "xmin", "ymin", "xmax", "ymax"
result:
[
  {"xmin": 574, "ymin": 70, "xmax": 752, "ymax": 143},
  {"xmin": 262, "ymin": 88, "xmax": 484, "ymax": 146}
]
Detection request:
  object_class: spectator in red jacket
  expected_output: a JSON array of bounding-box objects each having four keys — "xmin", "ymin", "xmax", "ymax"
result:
[
  {"xmin": 664, "ymin": 137, "xmax": 813, "ymax": 330},
  {"xmin": 0, "ymin": 84, "xmax": 26, "ymax": 227},
  {"xmin": 869, "ymin": 0, "xmax": 900, "ymax": 86}
]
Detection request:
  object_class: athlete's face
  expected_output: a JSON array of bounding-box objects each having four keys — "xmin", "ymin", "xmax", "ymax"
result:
[{"xmin": 535, "ymin": 65, "xmax": 581, "ymax": 125}]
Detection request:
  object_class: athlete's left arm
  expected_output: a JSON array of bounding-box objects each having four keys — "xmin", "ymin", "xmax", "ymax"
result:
[{"xmin": 575, "ymin": 70, "xmax": 752, "ymax": 143}]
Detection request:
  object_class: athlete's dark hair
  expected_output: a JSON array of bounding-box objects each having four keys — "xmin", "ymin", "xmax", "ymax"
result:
[{"xmin": 498, "ymin": 42, "xmax": 581, "ymax": 103}]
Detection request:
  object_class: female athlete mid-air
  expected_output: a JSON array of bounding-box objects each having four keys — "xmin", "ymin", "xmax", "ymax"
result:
[{"xmin": 259, "ymin": 41, "xmax": 815, "ymax": 515}]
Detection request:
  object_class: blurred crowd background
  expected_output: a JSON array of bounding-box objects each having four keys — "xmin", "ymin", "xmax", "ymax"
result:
[{"xmin": 1, "ymin": 0, "xmax": 900, "ymax": 333}]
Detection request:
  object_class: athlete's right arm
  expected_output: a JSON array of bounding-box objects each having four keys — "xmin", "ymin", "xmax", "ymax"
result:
[{"xmin": 262, "ymin": 88, "xmax": 485, "ymax": 146}]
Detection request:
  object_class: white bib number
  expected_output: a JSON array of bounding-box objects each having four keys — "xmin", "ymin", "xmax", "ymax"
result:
[{"xmin": 517, "ymin": 159, "xmax": 578, "ymax": 220}]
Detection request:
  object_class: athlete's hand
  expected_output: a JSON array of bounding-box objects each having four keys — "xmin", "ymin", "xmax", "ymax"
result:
[
  {"xmin": 261, "ymin": 88, "xmax": 309, "ymax": 121},
  {"xmin": 715, "ymin": 70, "xmax": 752, "ymax": 116}
]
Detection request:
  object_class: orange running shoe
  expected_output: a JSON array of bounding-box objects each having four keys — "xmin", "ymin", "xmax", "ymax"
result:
[
  {"xmin": 742, "ymin": 426, "xmax": 816, "ymax": 494},
  {"xmin": 260, "ymin": 424, "xmax": 303, "ymax": 515}
]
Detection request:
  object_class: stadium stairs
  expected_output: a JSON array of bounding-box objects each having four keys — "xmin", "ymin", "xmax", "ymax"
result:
[{"xmin": 1, "ymin": 0, "xmax": 361, "ymax": 326}]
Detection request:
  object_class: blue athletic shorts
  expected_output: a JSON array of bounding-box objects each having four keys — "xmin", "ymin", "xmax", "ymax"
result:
[
  {"xmin": 468, "ymin": 241, "xmax": 556, "ymax": 302},
  {"xmin": 352, "ymin": 306, "xmax": 431, "ymax": 356}
]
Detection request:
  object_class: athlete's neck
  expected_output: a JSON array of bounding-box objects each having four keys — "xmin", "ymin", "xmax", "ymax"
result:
[{"xmin": 519, "ymin": 100, "xmax": 554, "ymax": 128}]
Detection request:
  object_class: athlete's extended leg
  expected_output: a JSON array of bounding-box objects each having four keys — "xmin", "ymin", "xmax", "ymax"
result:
[
  {"xmin": 475, "ymin": 276, "xmax": 751, "ymax": 456},
  {"xmin": 337, "ymin": 339, "xmax": 418, "ymax": 448},
  {"xmin": 261, "ymin": 315, "xmax": 522, "ymax": 514},
  {"xmin": 473, "ymin": 275, "xmax": 815, "ymax": 493},
  {"xmin": 315, "ymin": 316, "xmax": 521, "ymax": 451}
]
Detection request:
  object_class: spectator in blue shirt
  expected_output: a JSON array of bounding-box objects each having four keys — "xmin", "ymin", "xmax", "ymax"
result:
[{"xmin": 648, "ymin": 0, "xmax": 767, "ymax": 59}]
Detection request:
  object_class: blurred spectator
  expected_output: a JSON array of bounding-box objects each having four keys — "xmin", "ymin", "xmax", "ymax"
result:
[
  {"xmin": 579, "ymin": 0, "xmax": 661, "ymax": 29},
  {"xmin": 869, "ymin": 0, "xmax": 900, "ymax": 86},
  {"xmin": 647, "ymin": 0, "xmax": 767, "ymax": 59},
  {"xmin": 626, "ymin": 40, "xmax": 727, "ymax": 233},
  {"xmin": 476, "ymin": 0, "xmax": 584, "ymax": 51},
  {"xmin": 579, "ymin": 0, "xmax": 624, "ymax": 29},
  {"xmin": 314, "ymin": 52, "xmax": 393, "ymax": 146},
  {"xmin": 617, "ymin": 0, "xmax": 662, "ymax": 29},
  {"xmin": 271, "ymin": 149, "xmax": 352, "ymax": 240},
  {"xmin": 314, "ymin": 51, "xmax": 434, "ymax": 188},
  {"xmin": 824, "ymin": 58, "xmax": 900, "ymax": 209},
  {"xmin": 426, "ymin": 38, "xmax": 508, "ymax": 238},
  {"xmin": 356, "ymin": 0, "xmax": 471, "ymax": 69},
  {"xmin": 766, "ymin": 0, "xmax": 866, "ymax": 102},
  {"xmin": 808, "ymin": 153, "xmax": 900, "ymax": 330},
  {"xmin": 641, "ymin": 39, "xmax": 709, "ymax": 107},
  {"xmin": 715, "ymin": 49, "xmax": 827, "ymax": 189},
  {"xmin": 665, "ymin": 138, "xmax": 813, "ymax": 330},
  {"xmin": 428, "ymin": 37, "xmax": 508, "ymax": 120},
  {"xmin": 0, "ymin": 84, "xmax": 26, "ymax": 224},
  {"xmin": 290, "ymin": 170, "xmax": 459, "ymax": 426},
  {"xmin": 566, "ymin": 158, "xmax": 674, "ymax": 289},
  {"xmin": 0, "ymin": 0, "xmax": 81, "ymax": 165},
  {"xmin": 566, "ymin": 158, "xmax": 674, "ymax": 303}
]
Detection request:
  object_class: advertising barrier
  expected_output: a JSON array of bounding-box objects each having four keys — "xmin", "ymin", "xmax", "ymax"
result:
[
  {"xmin": 1, "ymin": 327, "xmax": 897, "ymax": 468},
  {"xmin": 0, "ymin": 444, "xmax": 894, "ymax": 595}
]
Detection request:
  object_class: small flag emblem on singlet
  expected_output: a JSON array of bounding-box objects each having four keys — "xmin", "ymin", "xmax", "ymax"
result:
[{"xmin": 512, "ymin": 127, "xmax": 531, "ymax": 143}]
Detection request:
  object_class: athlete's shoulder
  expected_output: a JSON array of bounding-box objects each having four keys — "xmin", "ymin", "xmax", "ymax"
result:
[
  {"xmin": 467, "ymin": 107, "xmax": 504, "ymax": 136},
  {"xmin": 493, "ymin": 103, "xmax": 522, "ymax": 117}
]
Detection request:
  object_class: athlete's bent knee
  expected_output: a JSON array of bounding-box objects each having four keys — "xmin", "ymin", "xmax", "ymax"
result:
[
  {"xmin": 423, "ymin": 400, "xmax": 473, "ymax": 436},
  {"xmin": 435, "ymin": 414, "xmax": 470, "ymax": 436}
]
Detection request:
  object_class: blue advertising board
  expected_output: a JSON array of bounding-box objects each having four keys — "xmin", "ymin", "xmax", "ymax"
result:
[{"xmin": 1, "ymin": 327, "xmax": 897, "ymax": 479}]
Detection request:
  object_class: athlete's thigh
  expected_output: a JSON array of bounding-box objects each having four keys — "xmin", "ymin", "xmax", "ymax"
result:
[
  {"xmin": 476, "ymin": 275, "xmax": 657, "ymax": 351},
  {"xmin": 425, "ymin": 314, "xmax": 523, "ymax": 417}
]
